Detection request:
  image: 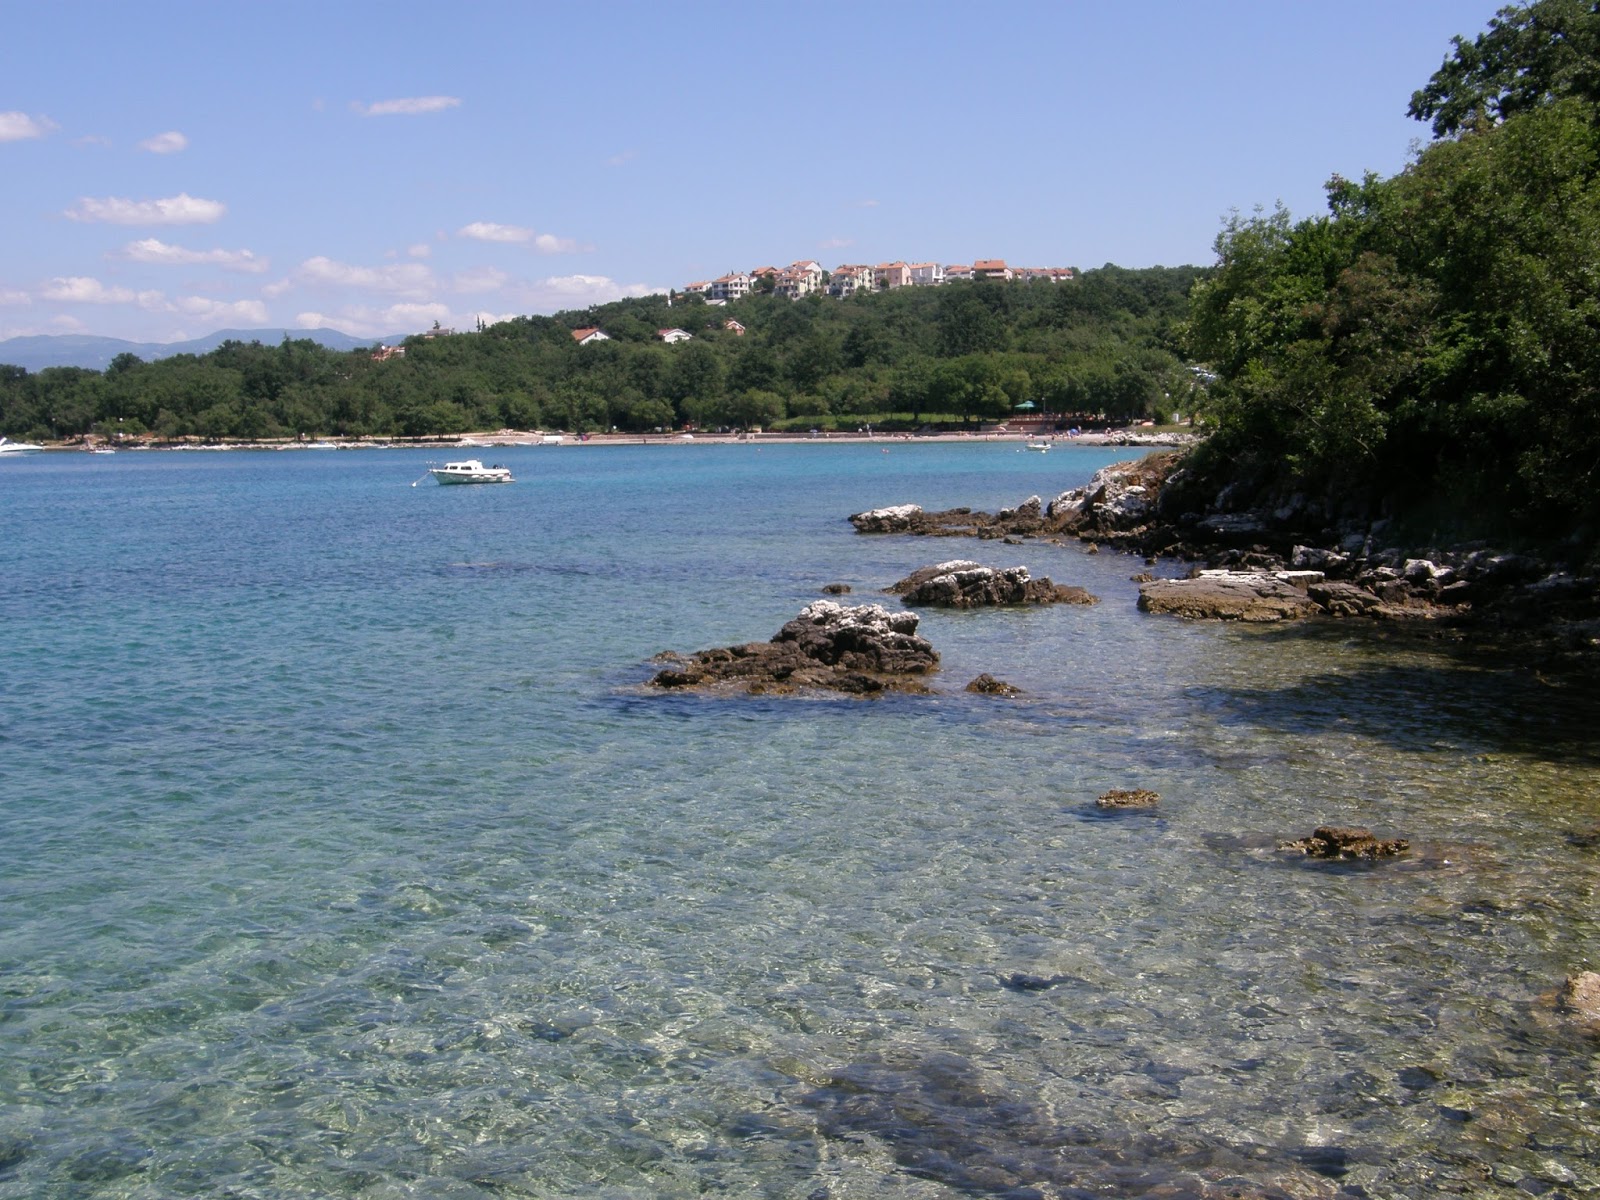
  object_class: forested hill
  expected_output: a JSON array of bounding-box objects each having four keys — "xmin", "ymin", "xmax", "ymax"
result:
[
  {"xmin": 0, "ymin": 265, "xmax": 1203, "ymax": 443},
  {"xmin": 1181, "ymin": 0, "xmax": 1600, "ymax": 551}
]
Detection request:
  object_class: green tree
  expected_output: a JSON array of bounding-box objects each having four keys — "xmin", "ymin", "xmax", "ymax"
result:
[{"xmin": 1409, "ymin": 0, "xmax": 1600, "ymax": 137}]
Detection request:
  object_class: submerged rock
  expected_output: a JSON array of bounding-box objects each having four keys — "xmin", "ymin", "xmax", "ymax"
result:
[
  {"xmin": 1097, "ymin": 788, "xmax": 1161, "ymax": 809},
  {"xmin": 1278, "ymin": 826, "xmax": 1410, "ymax": 860},
  {"xmin": 650, "ymin": 600, "xmax": 939, "ymax": 696},
  {"xmin": 965, "ymin": 673, "xmax": 1021, "ymax": 695},
  {"xmin": 890, "ymin": 560, "xmax": 1097, "ymax": 608},
  {"xmin": 1558, "ymin": 971, "xmax": 1600, "ymax": 1028}
]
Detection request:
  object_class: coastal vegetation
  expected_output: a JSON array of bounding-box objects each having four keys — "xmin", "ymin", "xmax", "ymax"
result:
[
  {"xmin": 1182, "ymin": 0, "xmax": 1600, "ymax": 550},
  {"xmin": 0, "ymin": 265, "xmax": 1201, "ymax": 444}
]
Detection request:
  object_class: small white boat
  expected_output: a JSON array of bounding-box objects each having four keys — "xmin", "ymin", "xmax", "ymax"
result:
[
  {"xmin": 0, "ymin": 437, "xmax": 44, "ymax": 455},
  {"xmin": 429, "ymin": 459, "xmax": 514, "ymax": 485},
  {"xmin": 1025, "ymin": 440, "xmax": 1051, "ymax": 452}
]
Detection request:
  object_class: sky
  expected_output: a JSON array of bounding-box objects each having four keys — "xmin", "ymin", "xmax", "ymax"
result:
[{"xmin": 1, "ymin": 0, "xmax": 1496, "ymax": 346}]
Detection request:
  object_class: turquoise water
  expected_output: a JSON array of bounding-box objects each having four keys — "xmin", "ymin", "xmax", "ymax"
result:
[{"xmin": 2, "ymin": 443, "xmax": 1599, "ymax": 1199}]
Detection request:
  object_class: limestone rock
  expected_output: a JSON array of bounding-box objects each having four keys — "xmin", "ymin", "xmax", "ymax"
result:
[
  {"xmin": 1138, "ymin": 571, "xmax": 1319, "ymax": 622},
  {"xmin": 650, "ymin": 601, "xmax": 939, "ymax": 696},
  {"xmin": 966, "ymin": 673, "xmax": 1021, "ymax": 695},
  {"xmin": 849, "ymin": 503, "xmax": 925, "ymax": 533},
  {"xmin": 890, "ymin": 560, "xmax": 1097, "ymax": 608}
]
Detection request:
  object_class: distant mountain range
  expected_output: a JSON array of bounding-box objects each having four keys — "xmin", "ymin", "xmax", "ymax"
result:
[{"xmin": 0, "ymin": 328, "xmax": 408, "ymax": 372}]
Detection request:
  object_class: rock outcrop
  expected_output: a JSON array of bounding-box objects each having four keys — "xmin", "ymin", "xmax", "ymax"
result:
[
  {"xmin": 889, "ymin": 560, "xmax": 1097, "ymax": 608},
  {"xmin": 850, "ymin": 452, "xmax": 1600, "ymax": 657},
  {"xmin": 1138, "ymin": 570, "xmax": 1321, "ymax": 622},
  {"xmin": 650, "ymin": 601, "xmax": 939, "ymax": 696}
]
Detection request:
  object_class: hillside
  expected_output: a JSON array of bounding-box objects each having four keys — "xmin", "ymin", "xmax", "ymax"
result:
[{"xmin": 0, "ymin": 266, "xmax": 1203, "ymax": 442}]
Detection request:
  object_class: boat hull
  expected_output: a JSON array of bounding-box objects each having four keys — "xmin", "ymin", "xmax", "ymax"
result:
[{"xmin": 433, "ymin": 472, "xmax": 513, "ymax": 484}]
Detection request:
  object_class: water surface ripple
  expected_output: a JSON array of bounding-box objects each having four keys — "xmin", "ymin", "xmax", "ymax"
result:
[{"xmin": 2, "ymin": 444, "xmax": 1598, "ymax": 1198}]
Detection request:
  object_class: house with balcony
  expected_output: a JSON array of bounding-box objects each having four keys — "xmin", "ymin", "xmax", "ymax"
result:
[
  {"xmin": 973, "ymin": 259, "xmax": 1012, "ymax": 281},
  {"xmin": 709, "ymin": 272, "xmax": 755, "ymax": 302},
  {"xmin": 873, "ymin": 261, "xmax": 912, "ymax": 290},
  {"xmin": 828, "ymin": 264, "xmax": 875, "ymax": 297},
  {"xmin": 908, "ymin": 262, "xmax": 945, "ymax": 287},
  {"xmin": 790, "ymin": 260, "xmax": 824, "ymax": 286},
  {"xmin": 944, "ymin": 264, "xmax": 973, "ymax": 282}
]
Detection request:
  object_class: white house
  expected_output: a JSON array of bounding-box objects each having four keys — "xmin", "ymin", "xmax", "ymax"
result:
[
  {"xmin": 571, "ymin": 326, "xmax": 610, "ymax": 345},
  {"xmin": 709, "ymin": 272, "xmax": 755, "ymax": 302},
  {"xmin": 657, "ymin": 327, "xmax": 694, "ymax": 344},
  {"xmin": 909, "ymin": 262, "xmax": 945, "ymax": 287}
]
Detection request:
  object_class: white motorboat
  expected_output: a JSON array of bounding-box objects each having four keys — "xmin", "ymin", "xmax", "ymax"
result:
[
  {"xmin": 0, "ymin": 437, "xmax": 44, "ymax": 455},
  {"xmin": 1025, "ymin": 440, "xmax": 1051, "ymax": 452},
  {"xmin": 429, "ymin": 459, "xmax": 514, "ymax": 485}
]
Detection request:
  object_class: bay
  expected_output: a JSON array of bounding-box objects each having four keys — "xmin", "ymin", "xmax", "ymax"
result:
[{"xmin": 2, "ymin": 443, "xmax": 1598, "ymax": 1198}]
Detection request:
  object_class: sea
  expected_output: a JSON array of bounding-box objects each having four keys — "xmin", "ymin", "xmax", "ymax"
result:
[{"xmin": 2, "ymin": 441, "xmax": 1598, "ymax": 1199}]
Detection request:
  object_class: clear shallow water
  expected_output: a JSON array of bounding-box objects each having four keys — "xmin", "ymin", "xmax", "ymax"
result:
[{"xmin": 2, "ymin": 443, "xmax": 1599, "ymax": 1199}]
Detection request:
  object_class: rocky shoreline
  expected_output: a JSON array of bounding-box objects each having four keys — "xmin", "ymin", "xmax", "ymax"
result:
[{"xmin": 849, "ymin": 453, "xmax": 1600, "ymax": 669}]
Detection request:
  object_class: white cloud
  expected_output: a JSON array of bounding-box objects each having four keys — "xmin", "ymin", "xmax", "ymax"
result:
[
  {"xmin": 263, "ymin": 277, "xmax": 295, "ymax": 299},
  {"xmin": 407, "ymin": 243, "xmax": 432, "ymax": 258},
  {"xmin": 43, "ymin": 276, "xmax": 138, "ymax": 303},
  {"xmin": 354, "ymin": 95, "xmax": 461, "ymax": 117},
  {"xmin": 173, "ymin": 296, "xmax": 269, "ymax": 323},
  {"xmin": 66, "ymin": 192, "xmax": 226, "ymax": 225},
  {"xmin": 0, "ymin": 111, "xmax": 57, "ymax": 142},
  {"xmin": 138, "ymin": 130, "xmax": 189, "ymax": 154},
  {"xmin": 0, "ymin": 288, "xmax": 30, "ymax": 306},
  {"xmin": 459, "ymin": 221, "xmax": 534, "ymax": 244},
  {"xmin": 533, "ymin": 233, "xmax": 583, "ymax": 254},
  {"xmin": 458, "ymin": 222, "xmax": 586, "ymax": 253},
  {"xmin": 41, "ymin": 277, "xmax": 170, "ymax": 312},
  {"xmin": 513, "ymin": 274, "xmax": 656, "ymax": 308},
  {"xmin": 818, "ymin": 236, "xmax": 853, "ymax": 250},
  {"xmin": 295, "ymin": 301, "xmax": 453, "ymax": 337},
  {"xmin": 119, "ymin": 238, "xmax": 268, "ymax": 273},
  {"xmin": 294, "ymin": 256, "xmax": 435, "ymax": 298}
]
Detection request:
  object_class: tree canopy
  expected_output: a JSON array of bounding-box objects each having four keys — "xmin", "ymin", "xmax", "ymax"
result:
[
  {"xmin": 1188, "ymin": 0, "xmax": 1600, "ymax": 547},
  {"xmin": 1409, "ymin": 0, "xmax": 1600, "ymax": 136},
  {"xmin": 0, "ymin": 268, "xmax": 1204, "ymax": 443}
]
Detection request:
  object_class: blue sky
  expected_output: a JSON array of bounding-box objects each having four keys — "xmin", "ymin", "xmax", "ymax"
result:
[{"xmin": 2, "ymin": 0, "xmax": 1493, "ymax": 345}]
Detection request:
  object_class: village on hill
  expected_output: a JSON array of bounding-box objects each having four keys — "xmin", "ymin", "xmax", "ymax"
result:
[{"xmin": 682, "ymin": 258, "xmax": 1075, "ymax": 304}]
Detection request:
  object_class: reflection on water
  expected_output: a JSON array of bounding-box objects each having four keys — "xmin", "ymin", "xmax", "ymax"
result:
[{"xmin": 1, "ymin": 446, "xmax": 1598, "ymax": 1198}]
